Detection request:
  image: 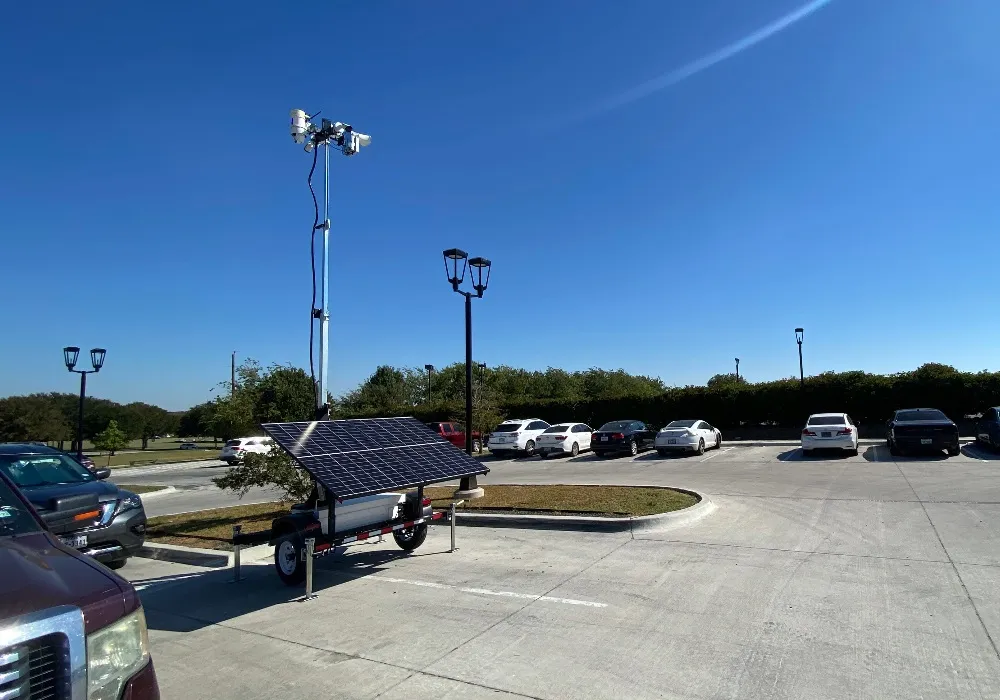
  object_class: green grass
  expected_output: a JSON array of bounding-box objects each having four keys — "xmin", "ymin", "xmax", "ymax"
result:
[
  {"xmin": 101, "ymin": 448, "xmax": 219, "ymax": 468},
  {"xmin": 144, "ymin": 485, "xmax": 699, "ymax": 551},
  {"xmin": 117, "ymin": 484, "xmax": 168, "ymax": 495}
]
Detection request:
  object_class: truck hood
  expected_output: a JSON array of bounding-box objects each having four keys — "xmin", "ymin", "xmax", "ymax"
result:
[
  {"xmin": 18, "ymin": 480, "xmax": 120, "ymax": 511},
  {"xmin": 0, "ymin": 532, "xmax": 130, "ymax": 634}
]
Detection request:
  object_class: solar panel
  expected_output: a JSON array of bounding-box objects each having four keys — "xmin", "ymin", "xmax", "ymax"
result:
[{"xmin": 262, "ymin": 417, "xmax": 490, "ymax": 499}]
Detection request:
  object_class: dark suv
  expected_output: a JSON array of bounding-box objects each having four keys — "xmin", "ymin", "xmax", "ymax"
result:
[
  {"xmin": 0, "ymin": 444, "xmax": 147, "ymax": 568},
  {"xmin": 0, "ymin": 469, "xmax": 159, "ymax": 699},
  {"xmin": 886, "ymin": 408, "xmax": 961, "ymax": 456}
]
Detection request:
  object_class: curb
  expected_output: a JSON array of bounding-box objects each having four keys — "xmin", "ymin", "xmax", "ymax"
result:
[
  {"xmin": 134, "ymin": 486, "xmax": 177, "ymax": 500},
  {"xmin": 433, "ymin": 487, "xmax": 714, "ymax": 533},
  {"xmin": 136, "ymin": 541, "xmax": 273, "ymax": 568}
]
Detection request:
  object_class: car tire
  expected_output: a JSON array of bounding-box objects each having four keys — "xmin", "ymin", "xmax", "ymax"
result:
[
  {"xmin": 714, "ymin": 434, "xmax": 721, "ymax": 449},
  {"xmin": 472, "ymin": 439, "xmax": 482, "ymax": 453},
  {"xmin": 695, "ymin": 439, "xmax": 705, "ymax": 456},
  {"xmin": 105, "ymin": 558, "xmax": 128, "ymax": 570},
  {"xmin": 571, "ymin": 442, "xmax": 579, "ymax": 457},
  {"xmin": 657, "ymin": 449, "xmax": 669, "ymax": 457},
  {"xmin": 274, "ymin": 533, "xmax": 307, "ymax": 586},
  {"xmin": 628, "ymin": 440, "xmax": 639, "ymax": 456},
  {"xmin": 524, "ymin": 440, "xmax": 536, "ymax": 457},
  {"xmin": 947, "ymin": 445, "xmax": 960, "ymax": 456},
  {"xmin": 393, "ymin": 523, "xmax": 428, "ymax": 552}
]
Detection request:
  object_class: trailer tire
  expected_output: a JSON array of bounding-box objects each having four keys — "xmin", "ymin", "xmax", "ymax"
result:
[
  {"xmin": 393, "ymin": 523, "xmax": 428, "ymax": 552},
  {"xmin": 274, "ymin": 533, "xmax": 307, "ymax": 586}
]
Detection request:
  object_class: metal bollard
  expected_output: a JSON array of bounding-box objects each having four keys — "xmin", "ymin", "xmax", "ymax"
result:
[
  {"xmin": 302, "ymin": 537, "xmax": 316, "ymax": 601},
  {"xmin": 450, "ymin": 501, "xmax": 461, "ymax": 553},
  {"xmin": 231, "ymin": 524, "xmax": 242, "ymax": 583}
]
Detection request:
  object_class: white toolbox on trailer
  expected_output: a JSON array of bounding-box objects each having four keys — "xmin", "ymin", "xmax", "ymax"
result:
[{"xmin": 322, "ymin": 493, "xmax": 404, "ymax": 534}]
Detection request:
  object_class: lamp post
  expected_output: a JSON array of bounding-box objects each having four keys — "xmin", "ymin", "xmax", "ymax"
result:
[
  {"xmin": 794, "ymin": 328, "xmax": 804, "ymax": 389},
  {"xmin": 63, "ymin": 347, "xmax": 106, "ymax": 461},
  {"xmin": 424, "ymin": 364, "xmax": 435, "ymax": 403},
  {"xmin": 442, "ymin": 248, "xmax": 491, "ymax": 498},
  {"xmin": 735, "ymin": 357, "xmax": 740, "ymax": 381}
]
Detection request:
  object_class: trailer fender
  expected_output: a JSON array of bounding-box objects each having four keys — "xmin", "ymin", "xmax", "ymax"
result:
[{"xmin": 269, "ymin": 511, "xmax": 321, "ymax": 546}]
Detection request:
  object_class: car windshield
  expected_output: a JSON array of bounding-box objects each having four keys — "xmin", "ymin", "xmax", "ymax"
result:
[
  {"xmin": 493, "ymin": 423, "xmax": 522, "ymax": 432},
  {"xmin": 0, "ymin": 477, "xmax": 41, "ymax": 536},
  {"xmin": 667, "ymin": 420, "xmax": 697, "ymax": 428},
  {"xmin": 896, "ymin": 409, "xmax": 949, "ymax": 422},
  {"xmin": 808, "ymin": 416, "xmax": 845, "ymax": 425},
  {"xmin": 544, "ymin": 425, "xmax": 571, "ymax": 433},
  {"xmin": 598, "ymin": 421, "xmax": 632, "ymax": 432},
  {"xmin": 225, "ymin": 439, "xmax": 242, "ymax": 447},
  {"xmin": 0, "ymin": 454, "xmax": 96, "ymax": 489}
]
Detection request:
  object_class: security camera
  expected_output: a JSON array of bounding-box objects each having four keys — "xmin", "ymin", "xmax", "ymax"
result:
[
  {"xmin": 342, "ymin": 130, "xmax": 371, "ymax": 156},
  {"xmin": 290, "ymin": 109, "xmax": 311, "ymax": 144}
]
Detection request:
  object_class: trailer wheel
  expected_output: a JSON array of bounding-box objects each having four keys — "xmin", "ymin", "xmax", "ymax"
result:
[
  {"xmin": 274, "ymin": 533, "xmax": 306, "ymax": 585},
  {"xmin": 393, "ymin": 523, "xmax": 428, "ymax": 552}
]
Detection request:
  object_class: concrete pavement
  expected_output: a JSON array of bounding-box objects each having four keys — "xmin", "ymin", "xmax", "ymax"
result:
[{"xmin": 122, "ymin": 441, "xmax": 1000, "ymax": 699}]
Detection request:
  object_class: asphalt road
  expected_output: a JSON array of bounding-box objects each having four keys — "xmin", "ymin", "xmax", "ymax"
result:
[{"xmin": 123, "ymin": 440, "xmax": 1000, "ymax": 699}]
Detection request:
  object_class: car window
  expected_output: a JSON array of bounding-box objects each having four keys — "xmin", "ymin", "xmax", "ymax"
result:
[
  {"xmin": 0, "ymin": 454, "xmax": 96, "ymax": 488},
  {"xmin": 808, "ymin": 416, "xmax": 847, "ymax": 425},
  {"xmin": 845, "ymin": 415, "xmax": 853, "ymax": 426},
  {"xmin": 667, "ymin": 420, "xmax": 697, "ymax": 428},
  {"xmin": 0, "ymin": 477, "xmax": 42, "ymax": 536},
  {"xmin": 895, "ymin": 409, "xmax": 948, "ymax": 422},
  {"xmin": 527, "ymin": 421, "xmax": 548, "ymax": 430},
  {"xmin": 598, "ymin": 421, "xmax": 631, "ymax": 432},
  {"xmin": 702, "ymin": 422, "xmax": 715, "ymax": 431},
  {"xmin": 632, "ymin": 422, "xmax": 645, "ymax": 431},
  {"xmin": 544, "ymin": 425, "xmax": 571, "ymax": 433},
  {"xmin": 225, "ymin": 439, "xmax": 241, "ymax": 447},
  {"xmin": 442, "ymin": 424, "xmax": 453, "ymax": 434},
  {"xmin": 493, "ymin": 423, "xmax": 522, "ymax": 433}
]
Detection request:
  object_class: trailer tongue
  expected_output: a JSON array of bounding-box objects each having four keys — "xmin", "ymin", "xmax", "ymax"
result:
[{"xmin": 260, "ymin": 417, "xmax": 490, "ymax": 588}]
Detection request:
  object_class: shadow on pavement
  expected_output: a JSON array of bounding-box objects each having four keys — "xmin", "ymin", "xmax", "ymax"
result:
[
  {"xmin": 962, "ymin": 443, "xmax": 1000, "ymax": 461},
  {"xmin": 137, "ymin": 545, "xmax": 452, "ymax": 634},
  {"xmin": 777, "ymin": 448, "xmax": 855, "ymax": 461}
]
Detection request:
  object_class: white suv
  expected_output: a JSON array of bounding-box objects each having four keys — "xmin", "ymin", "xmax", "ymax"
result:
[
  {"xmin": 487, "ymin": 419, "xmax": 550, "ymax": 457},
  {"xmin": 220, "ymin": 436, "xmax": 274, "ymax": 465}
]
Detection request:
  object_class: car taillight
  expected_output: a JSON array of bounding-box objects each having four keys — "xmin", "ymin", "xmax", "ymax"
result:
[
  {"xmin": 510, "ymin": 432, "xmax": 520, "ymax": 437},
  {"xmin": 233, "ymin": 447, "xmax": 243, "ymax": 451},
  {"xmin": 611, "ymin": 432, "xmax": 625, "ymax": 440},
  {"xmin": 552, "ymin": 435, "xmax": 566, "ymax": 440},
  {"xmin": 802, "ymin": 429, "xmax": 816, "ymax": 436},
  {"xmin": 837, "ymin": 427, "xmax": 853, "ymax": 435},
  {"xmin": 421, "ymin": 498, "xmax": 431, "ymax": 507}
]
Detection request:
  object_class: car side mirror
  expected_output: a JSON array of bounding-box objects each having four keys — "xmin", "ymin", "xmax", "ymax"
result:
[{"xmin": 94, "ymin": 468, "xmax": 111, "ymax": 480}]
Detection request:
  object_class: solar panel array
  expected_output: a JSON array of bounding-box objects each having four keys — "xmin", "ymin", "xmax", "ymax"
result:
[{"xmin": 262, "ymin": 417, "xmax": 489, "ymax": 499}]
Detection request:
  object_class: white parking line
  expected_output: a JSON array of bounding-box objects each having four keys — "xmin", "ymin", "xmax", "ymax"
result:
[
  {"xmin": 699, "ymin": 446, "xmax": 735, "ymax": 462},
  {"xmin": 368, "ymin": 575, "xmax": 608, "ymax": 608}
]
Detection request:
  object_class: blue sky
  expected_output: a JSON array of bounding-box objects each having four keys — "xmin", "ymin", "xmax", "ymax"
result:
[{"xmin": 2, "ymin": 0, "xmax": 999, "ymax": 411}]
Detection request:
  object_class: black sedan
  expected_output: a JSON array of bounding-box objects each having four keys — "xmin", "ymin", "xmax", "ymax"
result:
[
  {"xmin": 976, "ymin": 407, "xmax": 1000, "ymax": 451},
  {"xmin": 0, "ymin": 443, "xmax": 147, "ymax": 568},
  {"xmin": 887, "ymin": 408, "xmax": 960, "ymax": 456},
  {"xmin": 591, "ymin": 420, "xmax": 657, "ymax": 457}
]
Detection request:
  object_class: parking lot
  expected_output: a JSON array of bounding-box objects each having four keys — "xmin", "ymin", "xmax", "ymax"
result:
[{"xmin": 126, "ymin": 443, "xmax": 1000, "ymax": 699}]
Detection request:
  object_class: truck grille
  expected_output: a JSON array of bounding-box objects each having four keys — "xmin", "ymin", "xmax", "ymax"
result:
[{"xmin": 0, "ymin": 639, "xmax": 66, "ymax": 700}]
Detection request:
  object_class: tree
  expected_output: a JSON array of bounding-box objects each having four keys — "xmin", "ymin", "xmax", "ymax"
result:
[
  {"xmin": 213, "ymin": 448, "xmax": 313, "ymax": 503},
  {"xmin": 120, "ymin": 402, "xmax": 172, "ymax": 449},
  {"xmin": 706, "ymin": 373, "xmax": 748, "ymax": 388},
  {"xmin": 0, "ymin": 395, "xmax": 72, "ymax": 443},
  {"xmin": 93, "ymin": 419, "xmax": 128, "ymax": 463}
]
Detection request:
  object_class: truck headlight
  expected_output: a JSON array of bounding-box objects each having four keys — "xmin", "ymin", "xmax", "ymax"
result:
[
  {"xmin": 114, "ymin": 492, "xmax": 143, "ymax": 516},
  {"xmin": 87, "ymin": 608, "xmax": 150, "ymax": 700}
]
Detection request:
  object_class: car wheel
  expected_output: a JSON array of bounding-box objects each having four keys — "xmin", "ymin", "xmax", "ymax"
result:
[
  {"xmin": 714, "ymin": 434, "xmax": 721, "ymax": 449},
  {"xmin": 524, "ymin": 440, "xmax": 535, "ymax": 457},
  {"xmin": 393, "ymin": 523, "xmax": 428, "ymax": 552},
  {"xmin": 472, "ymin": 439, "xmax": 482, "ymax": 453},
  {"xmin": 695, "ymin": 439, "xmax": 705, "ymax": 456},
  {"xmin": 657, "ymin": 449, "xmax": 669, "ymax": 457},
  {"xmin": 571, "ymin": 442, "xmax": 579, "ymax": 457},
  {"xmin": 105, "ymin": 558, "xmax": 128, "ymax": 570},
  {"xmin": 274, "ymin": 534, "xmax": 306, "ymax": 586},
  {"xmin": 947, "ymin": 445, "xmax": 960, "ymax": 456},
  {"xmin": 629, "ymin": 440, "xmax": 638, "ymax": 456}
]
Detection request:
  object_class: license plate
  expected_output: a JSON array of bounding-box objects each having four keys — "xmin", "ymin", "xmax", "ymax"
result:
[
  {"xmin": 921, "ymin": 438, "xmax": 932, "ymax": 445},
  {"xmin": 60, "ymin": 534, "xmax": 88, "ymax": 549},
  {"xmin": 601, "ymin": 436, "xmax": 608, "ymax": 442},
  {"xmin": 668, "ymin": 439, "xmax": 677, "ymax": 444},
  {"xmin": 821, "ymin": 432, "xmax": 832, "ymax": 438}
]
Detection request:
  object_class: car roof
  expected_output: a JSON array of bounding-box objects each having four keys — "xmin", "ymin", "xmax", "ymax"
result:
[
  {"xmin": 0, "ymin": 443, "xmax": 61, "ymax": 456},
  {"xmin": 808, "ymin": 413, "xmax": 846, "ymax": 417}
]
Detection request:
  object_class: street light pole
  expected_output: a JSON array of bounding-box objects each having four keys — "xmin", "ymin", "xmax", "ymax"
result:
[
  {"xmin": 424, "ymin": 364, "xmax": 434, "ymax": 403},
  {"xmin": 795, "ymin": 328, "xmax": 805, "ymax": 390},
  {"xmin": 442, "ymin": 249, "xmax": 491, "ymax": 498},
  {"xmin": 735, "ymin": 357, "xmax": 740, "ymax": 380},
  {"xmin": 231, "ymin": 350, "xmax": 236, "ymax": 396},
  {"xmin": 63, "ymin": 347, "xmax": 106, "ymax": 461}
]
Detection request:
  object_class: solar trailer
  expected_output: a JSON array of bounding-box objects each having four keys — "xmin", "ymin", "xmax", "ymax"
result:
[{"xmin": 261, "ymin": 417, "xmax": 489, "ymax": 586}]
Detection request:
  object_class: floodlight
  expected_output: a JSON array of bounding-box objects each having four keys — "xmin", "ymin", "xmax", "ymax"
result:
[{"xmin": 290, "ymin": 109, "xmax": 310, "ymax": 144}]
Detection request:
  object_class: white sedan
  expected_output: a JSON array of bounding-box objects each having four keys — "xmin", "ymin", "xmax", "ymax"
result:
[
  {"xmin": 536, "ymin": 423, "xmax": 594, "ymax": 458},
  {"xmin": 801, "ymin": 413, "xmax": 858, "ymax": 455},
  {"xmin": 655, "ymin": 420, "xmax": 721, "ymax": 456}
]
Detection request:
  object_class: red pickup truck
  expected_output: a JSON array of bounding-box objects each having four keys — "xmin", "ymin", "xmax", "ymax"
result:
[{"xmin": 426, "ymin": 422, "xmax": 482, "ymax": 452}]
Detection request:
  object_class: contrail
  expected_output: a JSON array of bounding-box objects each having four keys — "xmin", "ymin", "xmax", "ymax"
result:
[{"xmin": 578, "ymin": 0, "xmax": 836, "ymax": 118}]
